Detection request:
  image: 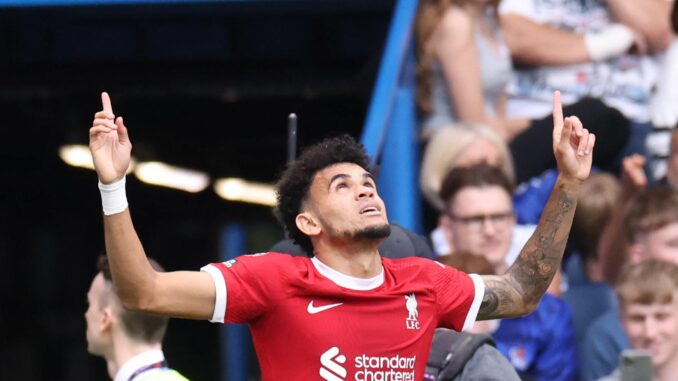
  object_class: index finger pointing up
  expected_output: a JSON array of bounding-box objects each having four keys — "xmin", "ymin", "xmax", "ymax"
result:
[
  {"xmin": 552, "ymin": 90, "xmax": 563, "ymax": 142},
  {"xmin": 101, "ymin": 91, "xmax": 114, "ymax": 115}
]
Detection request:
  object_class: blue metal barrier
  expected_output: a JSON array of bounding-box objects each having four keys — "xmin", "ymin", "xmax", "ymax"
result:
[
  {"xmin": 360, "ymin": 0, "xmax": 421, "ymax": 233},
  {"xmin": 219, "ymin": 223, "xmax": 250, "ymax": 381}
]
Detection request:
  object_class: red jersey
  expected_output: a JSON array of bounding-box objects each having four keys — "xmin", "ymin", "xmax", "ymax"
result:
[{"xmin": 201, "ymin": 253, "xmax": 484, "ymax": 381}]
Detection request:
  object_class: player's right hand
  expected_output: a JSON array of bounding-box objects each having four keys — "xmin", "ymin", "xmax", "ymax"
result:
[{"xmin": 89, "ymin": 92, "xmax": 132, "ymax": 184}]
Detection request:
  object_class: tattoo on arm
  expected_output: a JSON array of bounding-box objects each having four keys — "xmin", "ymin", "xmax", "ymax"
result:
[
  {"xmin": 477, "ymin": 276, "xmax": 524, "ymax": 320},
  {"xmin": 479, "ymin": 288, "xmax": 499, "ymax": 317}
]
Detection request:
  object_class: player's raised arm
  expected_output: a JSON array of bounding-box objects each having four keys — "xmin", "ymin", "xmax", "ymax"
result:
[
  {"xmin": 89, "ymin": 92, "xmax": 215, "ymax": 320},
  {"xmin": 477, "ymin": 91, "xmax": 595, "ymax": 319}
]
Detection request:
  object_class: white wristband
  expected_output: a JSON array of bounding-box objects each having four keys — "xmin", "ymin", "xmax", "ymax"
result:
[
  {"xmin": 584, "ymin": 23, "xmax": 634, "ymax": 62},
  {"xmin": 98, "ymin": 177, "xmax": 129, "ymax": 215}
]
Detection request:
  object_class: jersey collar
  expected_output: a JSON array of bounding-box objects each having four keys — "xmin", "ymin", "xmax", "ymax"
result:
[
  {"xmin": 311, "ymin": 257, "xmax": 384, "ymax": 290},
  {"xmin": 114, "ymin": 349, "xmax": 165, "ymax": 381}
]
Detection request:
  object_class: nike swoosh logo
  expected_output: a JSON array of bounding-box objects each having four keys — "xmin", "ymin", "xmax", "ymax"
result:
[{"xmin": 307, "ymin": 301, "xmax": 343, "ymax": 314}]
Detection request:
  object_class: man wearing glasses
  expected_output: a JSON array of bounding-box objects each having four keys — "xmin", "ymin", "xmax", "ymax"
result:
[{"xmin": 436, "ymin": 163, "xmax": 579, "ymax": 381}]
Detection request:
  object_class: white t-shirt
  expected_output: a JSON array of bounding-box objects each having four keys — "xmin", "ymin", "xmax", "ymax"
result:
[{"xmin": 499, "ymin": 0, "xmax": 658, "ymax": 123}]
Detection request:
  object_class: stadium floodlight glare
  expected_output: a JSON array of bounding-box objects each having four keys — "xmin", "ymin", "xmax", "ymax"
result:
[
  {"xmin": 134, "ymin": 161, "xmax": 210, "ymax": 193},
  {"xmin": 59, "ymin": 144, "xmax": 95, "ymax": 169},
  {"xmin": 59, "ymin": 144, "xmax": 136, "ymax": 173},
  {"xmin": 214, "ymin": 178, "xmax": 277, "ymax": 206}
]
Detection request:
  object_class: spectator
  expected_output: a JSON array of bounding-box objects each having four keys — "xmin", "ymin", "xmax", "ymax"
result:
[
  {"xmin": 598, "ymin": 154, "xmax": 651, "ymax": 284},
  {"xmin": 420, "ymin": 123, "xmax": 514, "ymax": 212},
  {"xmin": 568, "ymin": 172, "xmax": 622, "ymax": 283},
  {"xmin": 415, "ymin": 0, "xmax": 629, "ymax": 183},
  {"xmin": 437, "ymin": 164, "xmax": 578, "ymax": 381},
  {"xmin": 85, "ymin": 256, "xmax": 189, "ymax": 381},
  {"xmin": 499, "ymin": 0, "xmax": 673, "ymax": 180},
  {"xmin": 648, "ymin": 1, "xmax": 678, "ymax": 179},
  {"xmin": 563, "ymin": 173, "xmax": 622, "ymax": 377},
  {"xmin": 420, "ymin": 123, "xmax": 558, "ymax": 230},
  {"xmin": 581, "ymin": 186, "xmax": 678, "ymax": 381},
  {"xmin": 598, "ymin": 128, "xmax": 678, "ymax": 284},
  {"xmin": 432, "ymin": 160, "xmax": 560, "ymax": 294},
  {"xmin": 596, "ymin": 260, "xmax": 678, "ymax": 381}
]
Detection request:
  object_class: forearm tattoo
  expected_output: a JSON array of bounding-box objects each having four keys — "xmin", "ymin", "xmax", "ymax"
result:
[
  {"xmin": 478, "ymin": 183, "xmax": 576, "ymax": 320},
  {"xmin": 478, "ymin": 277, "xmax": 520, "ymax": 319}
]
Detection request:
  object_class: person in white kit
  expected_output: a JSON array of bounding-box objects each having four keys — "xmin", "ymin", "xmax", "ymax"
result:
[{"xmin": 499, "ymin": 0, "xmax": 674, "ymax": 179}]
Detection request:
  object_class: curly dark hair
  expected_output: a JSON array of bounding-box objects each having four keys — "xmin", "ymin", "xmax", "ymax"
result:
[{"xmin": 275, "ymin": 134, "xmax": 370, "ymax": 256}]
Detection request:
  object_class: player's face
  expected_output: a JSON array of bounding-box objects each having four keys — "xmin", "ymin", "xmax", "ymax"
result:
[
  {"xmin": 632, "ymin": 222, "xmax": 678, "ymax": 265},
  {"xmin": 442, "ymin": 186, "xmax": 514, "ymax": 269},
  {"xmin": 306, "ymin": 162, "xmax": 389, "ymax": 241},
  {"xmin": 622, "ymin": 296, "xmax": 678, "ymax": 368},
  {"xmin": 84, "ymin": 273, "xmax": 109, "ymax": 356}
]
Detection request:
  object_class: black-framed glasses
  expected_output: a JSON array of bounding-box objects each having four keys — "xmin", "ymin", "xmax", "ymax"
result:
[{"xmin": 447, "ymin": 211, "xmax": 514, "ymax": 231}]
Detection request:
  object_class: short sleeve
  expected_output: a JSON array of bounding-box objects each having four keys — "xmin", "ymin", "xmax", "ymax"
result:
[
  {"xmin": 432, "ymin": 262, "xmax": 485, "ymax": 331},
  {"xmin": 498, "ymin": 0, "xmax": 536, "ymax": 18},
  {"xmin": 201, "ymin": 253, "xmax": 287, "ymax": 324}
]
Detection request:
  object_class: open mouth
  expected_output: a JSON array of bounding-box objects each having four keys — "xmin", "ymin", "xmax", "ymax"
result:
[{"xmin": 360, "ymin": 206, "xmax": 380, "ymax": 215}]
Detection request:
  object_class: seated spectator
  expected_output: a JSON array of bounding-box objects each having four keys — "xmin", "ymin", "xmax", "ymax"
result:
[
  {"xmin": 581, "ymin": 186, "xmax": 678, "ymax": 381},
  {"xmin": 431, "ymin": 161, "xmax": 559, "ymax": 293},
  {"xmin": 624, "ymin": 187, "xmax": 678, "ymax": 265},
  {"xmin": 420, "ymin": 123, "xmax": 514, "ymax": 212},
  {"xmin": 420, "ymin": 123, "xmax": 556, "ymax": 229},
  {"xmin": 563, "ymin": 173, "xmax": 622, "ymax": 378},
  {"xmin": 649, "ymin": 1, "xmax": 678, "ymax": 179},
  {"xmin": 566, "ymin": 172, "xmax": 622, "ymax": 284},
  {"xmin": 597, "ymin": 154, "xmax": 651, "ymax": 284},
  {"xmin": 499, "ymin": 0, "xmax": 673, "ymax": 180},
  {"xmin": 415, "ymin": 0, "xmax": 629, "ymax": 184},
  {"xmin": 596, "ymin": 260, "xmax": 678, "ymax": 381},
  {"xmin": 436, "ymin": 164, "xmax": 578, "ymax": 380},
  {"xmin": 599, "ymin": 128, "xmax": 678, "ymax": 284}
]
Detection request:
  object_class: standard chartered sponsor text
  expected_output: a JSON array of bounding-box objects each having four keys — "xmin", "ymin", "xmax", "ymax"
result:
[{"xmin": 354, "ymin": 354, "xmax": 416, "ymax": 381}]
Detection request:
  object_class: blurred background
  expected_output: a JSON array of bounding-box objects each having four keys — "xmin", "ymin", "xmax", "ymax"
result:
[{"xmin": 0, "ymin": 0, "xmax": 395, "ymax": 379}]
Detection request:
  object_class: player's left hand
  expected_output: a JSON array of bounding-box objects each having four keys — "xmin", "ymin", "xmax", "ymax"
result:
[{"xmin": 552, "ymin": 91, "xmax": 596, "ymax": 182}]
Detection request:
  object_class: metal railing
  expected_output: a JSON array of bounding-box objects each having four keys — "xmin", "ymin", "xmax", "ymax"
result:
[{"xmin": 361, "ymin": 0, "xmax": 421, "ymax": 233}]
